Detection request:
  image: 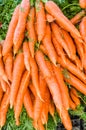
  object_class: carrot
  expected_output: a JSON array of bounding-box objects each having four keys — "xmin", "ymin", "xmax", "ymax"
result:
[
  {"xmin": 0, "ymin": 77, "xmax": 8, "ymax": 92},
  {"xmin": 51, "ymin": 32, "xmax": 66, "ymax": 64},
  {"xmin": 14, "ymin": 70, "xmax": 30, "ymax": 125},
  {"xmin": 73, "ymin": 56, "xmax": 83, "ymax": 71},
  {"xmin": 70, "ymin": 10, "xmax": 85, "ymax": 24},
  {"xmin": 51, "ymin": 22, "xmax": 71, "ymax": 58},
  {"xmin": 2, "ymin": 5, "xmax": 19, "ymax": 56},
  {"xmin": 83, "ymin": 46, "xmax": 86, "ymax": 70},
  {"xmin": 24, "ymin": 88, "xmax": 33, "ymax": 119},
  {"xmin": 35, "ymin": 50, "xmax": 51, "ymax": 78},
  {"xmin": 45, "ymin": 1, "xmax": 82, "ymax": 41},
  {"xmin": 57, "ymin": 56, "xmax": 86, "ymax": 84},
  {"xmin": 13, "ymin": 0, "xmax": 30, "ymax": 46},
  {"xmin": 79, "ymin": 0, "xmax": 86, "ymax": 8},
  {"xmin": 29, "ymin": 83, "xmax": 37, "ymax": 97},
  {"xmin": 0, "ymin": 85, "xmax": 3, "ymax": 103},
  {"xmin": 30, "ymin": 57, "xmax": 42, "ymax": 100},
  {"xmin": 4, "ymin": 52, "xmax": 13, "ymax": 82},
  {"xmin": 70, "ymin": 90, "xmax": 80, "ymax": 106},
  {"xmin": 49, "ymin": 99, "xmax": 55, "ymax": 120},
  {"xmin": 79, "ymin": 16, "xmax": 86, "ymax": 43},
  {"xmin": 0, "ymin": 86, "xmax": 10, "ymax": 127},
  {"xmin": 23, "ymin": 41, "xmax": 31, "ymax": 73},
  {"xmin": 36, "ymin": 1, "xmax": 46, "ymax": 42},
  {"xmin": 46, "ymin": 13, "xmax": 55, "ymax": 22},
  {"xmin": 63, "ymin": 70, "xmax": 86, "ymax": 95},
  {"xmin": 0, "ymin": 45, "xmax": 2, "ymax": 58},
  {"xmin": 61, "ymin": 29, "xmax": 76, "ymax": 60},
  {"xmin": 26, "ymin": 7, "xmax": 36, "ymax": 57},
  {"xmin": 71, "ymin": 88, "xmax": 79, "ymax": 97},
  {"xmin": 10, "ymin": 53, "xmax": 25, "ymax": 108},
  {"xmin": 42, "ymin": 24, "xmax": 58, "ymax": 65},
  {"xmin": 69, "ymin": 97, "xmax": 77, "ymax": 110},
  {"xmin": 52, "ymin": 64, "xmax": 70, "ymax": 110},
  {"xmin": 13, "ymin": 33, "xmax": 24, "ymax": 55},
  {"xmin": 39, "ymin": 44, "xmax": 48, "ymax": 55},
  {"xmin": 37, "ymin": 120, "xmax": 45, "ymax": 130}
]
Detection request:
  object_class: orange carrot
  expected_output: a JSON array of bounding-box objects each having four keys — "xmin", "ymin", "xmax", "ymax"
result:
[
  {"xmin": 0, "ymin": 77, "xmax": 8, "ymax": 92},
  {"xmin": 30, "ymin": 57, "xmax": 42, "ymax": 100},
  {"xmin": 42, "ymin": 24, "xmax": 58, "ymax": 65},
  {"xmin": 2, "ymin": 5, "xmax": 19, "ymax": 56},
  {"xmin": 0, "ymin": 45, "xmax": 2, "ymax": 58},
  {"xmin": 4, "ymin": 52, "xmax": 13, "ymax": 82},
  {"xmin": 0, "ymin": 85, "xmax": 3, "ymax": 103},
  {"xmin": 10, "ymin": 53, "xmax": 25, "ymax": 108},
  {"xmin": 73, "ymin": 56, "xmax": 83, "ymax": 71},
  {"xmin": 13, "ymin": 0, "xmax": 30, "ymax": 46},
  {"xmin": 15, "ymin": 70, "xmax": 30, "ymax": 125},
  {"xmin": 0, "ymin": 86, "xmax": 10, "ymax": 127},
  {"xmin": 49, "ymin": 99, "xmax": 55, "ymax": 118},
  {"xmin": 71, "ymin": 88, "xmax": 78, "ymax": 97},
  {"xmin": 79, "ymin": 0, "xmax": 86, "ymax": 8},
  {"xmin": 45, "ymin": 1, "xmax": 82, "ymax": 41},
  {"xmin": 46, "ymin": 13, "xmax": 55, "ymax": 22},
  {"xmin": 51, "ymin": 32, "xmax": 66, "ymax": 64},
  {"xmin": 70, "ymin": 90, "xmax": 80, "ymax": 106},
  {"xmin": 26, "ymin": 7, "xmax": 36, "ymax": 57},
  {"xmin": 37, "ymin": 120, "xmax": 45, "ymax": 130},
  {"xmin": 39, "ymin": 44, "xmax": 48, "ymax": 55},
  {"xmin": 23, "ymin": 41, "xmax": 31, "ymax": 73},
  {"xmin": 79, "ymin": 16, "xmax": 86, "ymax": 43},
  {"xmin": 51, "ymin": 22, "xmax": 71, "ymax": 58},
  {"xmin": 24, "ymin": 88, "xmax": 33, "ymax": 119},
  {"xmin": 63, "ymin": 70, "xmax": 86, "ymax": 95},
  {"xmin": 70, "ymin": 10, "xmax": 85, "ymax": 24},
  {"xmin": 83, "ymin": 46, "xmax": 86, "ymax": 70},
  {"xmin": 69, "ymin": 97, "xmax": 77, "ymax": 110},
  {"xmin": 29, "ymin": 83, "xmax": 37, "ymax": 97}
]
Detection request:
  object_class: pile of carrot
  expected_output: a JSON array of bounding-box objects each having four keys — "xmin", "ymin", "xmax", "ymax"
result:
[{"xmin": 0, "ymin": 0, "xmax": 86, "ymax": 129}]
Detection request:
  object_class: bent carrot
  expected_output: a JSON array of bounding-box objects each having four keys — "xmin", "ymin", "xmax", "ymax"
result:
[
  {"xmin": 36, "ymin": 1, "xmax": 46, "ymax": 42},
  {"xmin": 26, "ymin": 7, "xmax": 36, "ymax": 57},
  {"xmin": 2, "ymin": 5, "xmax": 19, "ymax": 56},
  {"xmin": 46, "ymin": 13, "xmax": 55, "ymax": 22},
  {"xmin": 70, "ymin": 10, "xmax": 85, "ymax": 24},
  {"xmin": 79, "ymin": 0, "xmax": 86, "ymax": 8},
  {"xmin": 13, "ymin": 0, "xmax": 30, "ymax": 46},
  {"xmin": 14, "ymin": 70, "xmax": 30, "ymax": 125},
  {"xmin": 42, "ymin": 24, "xmax": 58, "ymax": 66},
  {"xmin": 0, "ymin": 86, "xmax": 10, "ymax": 127},
  {"xmin": 10, "ymin": 53, "xmax": 25, "ymax": 108}
]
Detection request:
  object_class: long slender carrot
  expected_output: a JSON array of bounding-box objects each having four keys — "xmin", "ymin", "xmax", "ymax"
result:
[
  {"xmin": 79, "ymin": 0, "xmax": 86, "ymax": 8},
  {"xmin": 36, "ymin": 1, "xmax": 46, "ymax": 42},
  {"xmin": 0, "ymin": 85, "xmax": 3, "ymax": 103},
  {"xmin": 46, "ymin": 13, "xmax": 55, "ymax": 23},
  {"xmin": 73, "ymin": 56, "xmax": 83, "ymax": 71},
  {"xmin": 39, "ymin": 44, "xmax": 48, "ymax": 55},
  {"xmin": 83, "ymin": 46, "xmax": 86, "ymax": 70},
  {"xmin": 79, "ymin": 16, "xmax": 86, "ymax": 43},
  {"xmin": 23, "ymin": 41, "xmax": 31, "ymax": 73},
  {"xmin": 71, "ymin": 88, "xmax": 79, "ymax": 97},
  {"xmin": 14, "ymin": 70, "xmax": 30, "ymax": 125},
  {"xmin": 26, "ymin": 7, "xmax": 36, "ymax": 57},
  {"xmin": 45, "ymin": 1, "xmax": 82, "ymax": 41},
  {"xmin": 0, "ymin": 86, "xmax": 10, "ymax": 127},
  {"xmin": 13, "ymin": 0, "xmax": 30, "ymax": 46},
  {"xmin": 70, "ymin": 10, "xmax": 85, "ymax": 24},
  {"xmin": 49, "ymin": 99, "xmax": 55, "ymax": 119},
  {"xmin": 2, "ymin": 5, "xmax": 19, "ymax": 56},
  {"xmin": 57, "ymin": 56, "xmax": 86, "ymax": 84},
  {"xmin": 51, "ymin": 22, "xmax": 71, "ymax": 58},
  {"xmin": 37, "ymin": 120, "xmax": 45, "ymax": 130},
  {"xmin": 29, "ymin": 83, "xmax": 37, "ymax": 97},
  {"xmin": 51, "ymin": 32, "xmax": 66, "ymax": 64},
  {"xmin": 42, "ymin": 24, "xmax": 58, "ymax": 66},
  {"xmin": 63, "ymin": 70, "xmax": 86, "ymax": 95},
  {"xmin": 10, "ymin": 53, "xmax": 25, "ymax": 108},
  {"xmin": 30, "ymin": 57, "xmax": 42, "ymax": 100},
  {"xmin": 0, "ymin": 45, "xmax": 2, "ymax": 58},
  {"xmin": 24, "ymin": 88, "xmax": 33, "ymax": 119},
  {"xmin": 0, "ymin": 77, "xmax": 8, "ymax": 92},
  {"xmin": 69, "ymin": 97, "xmax": 77, "ymax": 110}
]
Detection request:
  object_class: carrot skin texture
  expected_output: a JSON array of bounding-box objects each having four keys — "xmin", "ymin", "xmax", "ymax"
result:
[
  {"xmin": 2, "ymin": 5, "xmax": 19, "ymax": 56},
  {"xmin": 36, "ymin": 1, "xmax": 46, "ymax": 42},
  {"xmin": 10, "ymin": 53, "xmax": 25, "ymax": 108},
  {"xmin": 13, "ymin": 0, "xmax": 30, "ymax": 46},
  {"xmin": 26, "ymin": 7, "xmax": 36, "ymax": 57},
  {"xmin": 14, "ymin": 71, "xmax": 30, "ymax": 125},
  {"xmin": 0, "ymin": 86, "xmax": 10, "ymax": 127},
  {"xmin": 24, "ymin": 88, "xmax": 33, "ymax": 119}
]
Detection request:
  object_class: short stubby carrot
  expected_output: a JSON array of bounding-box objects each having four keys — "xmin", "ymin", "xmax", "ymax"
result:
[
  {"xmin": 79, "ymin": 16, "xmax": 86, "ymax": 43},
  {"xmin": 42, "ymin": 24, "xmax": 58, "ymax": 66},
  {"xmin": 36, "ymin": 1, "xmax": 46, "ymax": 42},
  {"xmin": 10, "ymin": 53, "xmax": 25, "ymax": 108},
  {"xmin": 13, "ymin": 0, "xmax": 30, "ymax": 45},
  {"xmin": 70, "ymin": 10, "xmax": 85, "ymax": 25},
  {"xmin": 51, "ymin": 22, "xmax": 71, "ymax": 58},
  {"xmin": 0, "ymin": 84, "xmax": 3, "ymax": 103},
  {"xmin": 2, "ymin": 5, "xmax": 19, "ymax": 56},
  {"xmin": 24, "ymin": 88, "xmax": 33, "ymax": 119},
  {"xmin": 26, "ymin": 7, "xmax": 37, "ymax": 57},
  {"xmin": 45, "ymin": 1, "xmax": 82, "ymax": 41},
  {"xmin": 46, "ymin": 13, "xmax": 55, "ymax": 23},
  {"xmin": 14, "ymin": 70, "xmax": 30, "ymax": 125},
  {"xmin": 23, "ymin": 41, "xmax": 31, "ymax": 73},
  {"xmin": 79, "ymin": 0, "xmax": 86, "ymax": 8},
  {"xmin": 0, "ymin": 86, "xmax": 10, "ymax": 127}
]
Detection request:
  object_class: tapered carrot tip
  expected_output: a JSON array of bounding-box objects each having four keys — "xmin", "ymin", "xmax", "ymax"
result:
[
  {"xmin": 10, "ymin": 103, "xmax": 13, "ymax": 109},
  {"xmin": 38, "ymin": 92, "xmax": 44, "ymax": 102},
  {"xmin": 15, "ymin": 118, "xmax": 20, "ymax": 126}
]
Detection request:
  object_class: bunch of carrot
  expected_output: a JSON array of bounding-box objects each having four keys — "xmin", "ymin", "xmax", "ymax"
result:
[{"xmin": 0, "ymin": 0, "xmax": 86, "ymax": 130}]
